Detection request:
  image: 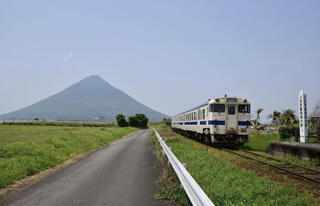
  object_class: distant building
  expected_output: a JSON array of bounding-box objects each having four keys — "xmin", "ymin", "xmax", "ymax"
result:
[
  {"xmin": 298, "ymin": 90, "xmax": 308, "ymax": 143},
  {"xmin": 310, "ymin": 116, "xmax": 320, "ymax": 132}
]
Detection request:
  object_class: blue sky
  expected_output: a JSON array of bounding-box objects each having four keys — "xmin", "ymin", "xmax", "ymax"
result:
[{"xmin": 1, "ymin": 0, "xmax": 319, "ymax": 122}]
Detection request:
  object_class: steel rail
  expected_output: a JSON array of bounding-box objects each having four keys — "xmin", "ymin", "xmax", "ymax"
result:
[
  {"xmin": 242, "ymin": 150, "xmax": 320, "ymax": 174},
  {"xmin": 154, "ymin": 129, "xmax": 215, "ymax": 206},
  {"xmin": 224, "ymin": 149, "xmax": 320, "ymax": 185}
]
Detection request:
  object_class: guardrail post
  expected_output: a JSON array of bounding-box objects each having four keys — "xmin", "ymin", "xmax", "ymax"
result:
[
  {"xmin": 168, "ymin": 147, "xmax": 172, "ymax": 166},
  {"xmin": 182, "ymin": 163, "xmax": 187, "ymax": 170}
]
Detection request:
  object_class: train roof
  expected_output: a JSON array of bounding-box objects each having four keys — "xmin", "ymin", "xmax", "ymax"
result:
[{"xmin": 172, "ymin": 97, "xmax": 250, "ymax": 118}]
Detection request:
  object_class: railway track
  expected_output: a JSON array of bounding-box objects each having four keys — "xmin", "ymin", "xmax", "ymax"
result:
[{"xmin": 224, "ymin": 149, "xmax": 320, "ymax": 186}]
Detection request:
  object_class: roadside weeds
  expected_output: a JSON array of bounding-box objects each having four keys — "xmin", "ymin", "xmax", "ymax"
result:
[{"xmin": 151, "ymin": 130, "xmax": 190, "ymax": 206}]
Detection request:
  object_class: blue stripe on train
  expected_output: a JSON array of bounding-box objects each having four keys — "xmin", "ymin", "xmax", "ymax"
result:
[
  {"xmin": 184, "ymin": 121, "xmax": 198, "ymax": 125},
  {"xmin": 238, "ymin": 121, "xmax": 251, "ymax": 126},
  {"xmin": 208, "ymin": 120, "xmax": 225, "ymax": 125},
  {"xmin": 200, "ymin": 121, "xmax": 207, "ymax": 125},
  {"xmin": 178, "ymin": 121, "xmax": 249, "ymax": 126}
]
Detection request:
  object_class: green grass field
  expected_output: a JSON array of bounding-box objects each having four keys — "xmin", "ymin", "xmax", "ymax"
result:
[
  {"xmin": 153, "ymin": 125, "xmax": 316, "ymax": 206},
  {"xmin": 241, "ymin": 132, "xmax": 281, "ymax": 151},
  {"xmin": 0, "ymin": 125, "xmax": 139, "ymax": 189}
]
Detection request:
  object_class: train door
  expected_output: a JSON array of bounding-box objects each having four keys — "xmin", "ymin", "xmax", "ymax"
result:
[{"xmin": 226, "ymin": 105, "xmax": 237, "ymax": 132}]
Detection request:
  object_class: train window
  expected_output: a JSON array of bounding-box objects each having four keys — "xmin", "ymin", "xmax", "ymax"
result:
[
  {"xmin": 202, "ymin": 109, "xmax": 205, "ymax": 119},
  {"xmin": 194, "ymin": 112, "xmax": 197, "ymax": 120},
  {"xmin": 228, "ymin": 106, "xmax": 235, "ymax": 115},
  {"xmin": 238, "ymin": 104, "xmax": 250, "ymax": 113},
  {"xmin": 210, "ymin": 104, "xmax": 225, "ymax": 113}
]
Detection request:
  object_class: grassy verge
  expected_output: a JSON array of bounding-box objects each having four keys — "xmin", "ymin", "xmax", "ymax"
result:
[
  {"xmin": 0, "ymin": 125, "xmax": 138, "ymax": 189},
  {"xmin": 153, "ymin": 124, "xmax": 316, "ymax": 206},
  {"xmin": 151, "ymin": 130, "xmax": 190, "ymax": 205},
  {"xmin": 241, "ymin": 132, "xmax": 281, "ymax": 151}
]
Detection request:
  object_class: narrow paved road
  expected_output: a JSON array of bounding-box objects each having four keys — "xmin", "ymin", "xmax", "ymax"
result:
[{"xmin": 2, "ymin": 130, "xmax": 173, "ymax": 206}]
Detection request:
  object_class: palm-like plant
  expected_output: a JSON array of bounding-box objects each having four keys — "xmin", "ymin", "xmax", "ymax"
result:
[
  {"xmin": 268, "ymin": 110, "xmax": 281, "ymax": 126},
  {"xmin": 280, "ymin": 109, "xmax": 296, "ymax": 125},
  {"xmin": 256, "ymin": 108, "xmax": 263, "ymax": 122},
  {"xmin": 255, "ymin": 108, "xmax": 263, "ymax": 127}
]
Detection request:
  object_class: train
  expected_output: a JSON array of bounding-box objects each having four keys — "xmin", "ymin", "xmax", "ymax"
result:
[{"xmin": 171, "ymin": 97, "xmax": 251, "ymax": 146}]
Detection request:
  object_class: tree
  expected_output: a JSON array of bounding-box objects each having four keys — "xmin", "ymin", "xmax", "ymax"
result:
[
  {"xmin": 162, "ymin": 118, "xmax": 172, "ymax": 127},
  {"xmin": 116, "ymin": 114, "xmax": 128, "ymax": 127},
  {"xmin": 255, "ymin": 108, "xmax": 263, "ymax": 128},
  {"xmin": 309, "ymin": 117, "xmax": 320, "ymax": 133},
  {"xmin": 129, "ymin": 114, "xmax": 148, "ymax": 128},
  {"xmin": 267, "ymin": 110, "xmax": 281, "ymax": 126},
  {"xmin": 279, "ymin": 124, "xmax": 297, "ymax": 139},
  {"xmin": 280, "ymin": 109, "xmax": 296, "ymax": 125}
]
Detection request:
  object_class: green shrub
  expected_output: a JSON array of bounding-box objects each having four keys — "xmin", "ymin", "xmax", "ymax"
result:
[
  {"xmin": 116, "ymin": 114, "xmax": 128, "ymax": 127},
  {"xmin": 162, "ymin": 118, "xmax": 172, "ymax": 127},
  {"xmin": 129, "ymin": 114, "xmax": 148, "ymax": 128},
  {"xmin": 279, "ymin": 125, "xmax": 298, "ymax": 140}
]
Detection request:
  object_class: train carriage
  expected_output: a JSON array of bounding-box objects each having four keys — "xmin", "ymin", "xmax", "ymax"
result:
[{"xmin": 172, "ymin": 97, "xmax": 251, "ymax": 146}]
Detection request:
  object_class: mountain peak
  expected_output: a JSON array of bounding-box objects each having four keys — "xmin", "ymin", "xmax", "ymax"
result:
[
  {"xmin": 84, "ymin": 75, "xmax": 104, "ymax": 81},
  {"xmin": 80, "ymin": 75, "xmax": 108, "ymax": 84},
  {"xmin": 0, "ymin": 76, "xmax": 169, "ymax": 121},
  {"xmin": 73, "ymin": 75, "xmax": 113, "ymax": 90}
]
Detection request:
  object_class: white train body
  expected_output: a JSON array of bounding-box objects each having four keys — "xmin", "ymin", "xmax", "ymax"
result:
[{"xmin": 172, "ymin": 97, "xmax": 251, "ymax": 145}]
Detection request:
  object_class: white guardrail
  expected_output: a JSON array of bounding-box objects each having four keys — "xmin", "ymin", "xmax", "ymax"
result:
[{"xmin": 154, "ymin": 129, "xmax": 214, "ymax": 206}]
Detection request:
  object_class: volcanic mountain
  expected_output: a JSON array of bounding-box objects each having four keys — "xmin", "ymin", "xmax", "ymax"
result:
[{"xmin": 0, "ymin": 75, "xmax": 169, "ymax": 122}]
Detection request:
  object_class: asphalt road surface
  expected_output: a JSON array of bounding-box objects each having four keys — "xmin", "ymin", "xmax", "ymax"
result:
[{"xmin": 2, "ymin": 129, "xmax": 175, "ymax": 206}]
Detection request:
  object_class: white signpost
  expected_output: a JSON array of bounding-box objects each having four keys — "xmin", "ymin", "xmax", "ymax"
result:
[{"xmin": 298, "ymin": 90, "xmax": 308, "ymax": 143}]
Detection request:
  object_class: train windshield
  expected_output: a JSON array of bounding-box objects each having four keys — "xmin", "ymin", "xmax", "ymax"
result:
[
  {"xmin": 210, "ymin": 104, "xmax": 225, "ymax": 113},
  {"xmin": 238, "ymin": 104, "xmax": 250, "ymax": 113}
]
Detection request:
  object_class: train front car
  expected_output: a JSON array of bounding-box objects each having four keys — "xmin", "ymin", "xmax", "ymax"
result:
[
  {"xmin": 171, "ymin": 97, "xmax": 251, "ymax": 146},
  {"xmin": 209, "ymin": 97, "xmax": 251, "ymax": 145}
]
